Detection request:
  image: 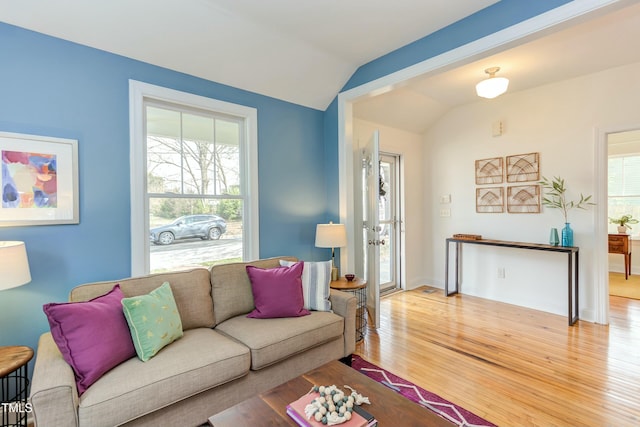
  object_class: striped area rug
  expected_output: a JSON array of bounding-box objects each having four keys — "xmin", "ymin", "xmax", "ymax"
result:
[{"xmin": 352, "ymin": 355, "xmax": 496, "ymax": 427}]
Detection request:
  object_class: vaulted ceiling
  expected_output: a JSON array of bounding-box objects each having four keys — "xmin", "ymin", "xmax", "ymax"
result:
[
  {"xmin": 3, "ymin": 1, "xmax": 640, "ymax": 135},
  {"xmin": 354, "ymin": 1, "xmax": 640, "ymax": 133},
  {"xmin": 0, "ymin": 0, "xmax": 497, "ymax": 110}
]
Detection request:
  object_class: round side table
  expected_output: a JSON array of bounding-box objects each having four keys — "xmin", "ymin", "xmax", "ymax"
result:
[
  {"xmin": 1, "ymin": 346, "xmax": 34, "ymax": 427},
  {"xmin": 330, "ymin": 277, "xmax": 367, "ymax": 341}
]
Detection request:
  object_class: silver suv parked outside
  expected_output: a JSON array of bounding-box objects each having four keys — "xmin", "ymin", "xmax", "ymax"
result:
[{"xmin": 150, "ymin": 214, "xmax": 227, "ymax": 245}]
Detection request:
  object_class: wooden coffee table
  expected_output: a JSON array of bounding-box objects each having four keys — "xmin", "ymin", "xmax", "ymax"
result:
[{"xmin": 208, "ymin": 360, "xmax": 454, "ymax": 426}]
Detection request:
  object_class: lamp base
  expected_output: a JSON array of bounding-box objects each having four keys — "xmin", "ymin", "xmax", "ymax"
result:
[{"xmin": 331, "ymin": 266, "xmax": 339, "ymax": 281}]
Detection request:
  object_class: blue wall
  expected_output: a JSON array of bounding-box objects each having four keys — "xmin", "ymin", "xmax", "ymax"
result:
[{"xmin": 0, "ymin": 23, "xmax": 329, "ymax": 359}]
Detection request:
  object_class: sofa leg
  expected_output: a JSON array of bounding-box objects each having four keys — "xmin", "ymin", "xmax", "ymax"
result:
[{"xmin": 339, "ymin": 355, "xmax": 352, "ymax": 367}]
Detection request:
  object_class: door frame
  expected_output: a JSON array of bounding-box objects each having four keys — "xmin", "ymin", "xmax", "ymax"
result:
[
  {"xmin": 595, "ymin": 124, "xmax": 640, "ymax": 324},
  {"xmin": 363, "ymin": 131, "xmax": 381, "ymax": 328},
  {"xmin": 337, "ymin": 1, "xmax": 621, "ymax": 324}
]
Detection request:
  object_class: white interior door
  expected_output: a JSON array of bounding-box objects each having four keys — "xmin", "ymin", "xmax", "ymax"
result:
[{"xmin": 362, "ymin": 131, "xmax": 381, "ymax": 328}]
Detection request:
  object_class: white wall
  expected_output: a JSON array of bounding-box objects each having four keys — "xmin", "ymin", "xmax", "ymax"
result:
[
  {"xmin": 424, "ymin": 61, "xmax": 640, "ymax": 321},
  {"xmin": 354, "ymin": 119, "xmax": 427, "ymax": 289}
]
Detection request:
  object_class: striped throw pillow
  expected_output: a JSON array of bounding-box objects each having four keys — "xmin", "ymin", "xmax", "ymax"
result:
[{"xmin": 280, "ymin": 260, "xmax": 332, "ymax": 312}]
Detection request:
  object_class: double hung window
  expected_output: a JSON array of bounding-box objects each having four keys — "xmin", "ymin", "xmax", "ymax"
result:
[{"xmin": 130, "ymin": 81, "xmax": 258, "ymax": 275}]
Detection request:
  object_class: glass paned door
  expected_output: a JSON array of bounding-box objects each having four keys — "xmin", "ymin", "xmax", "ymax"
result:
[{"xmin": 379, "ymin": 154, "xmax": 400, "ymax": 293}]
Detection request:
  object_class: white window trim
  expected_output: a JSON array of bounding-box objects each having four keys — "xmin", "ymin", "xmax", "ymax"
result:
[{"xmin": 129, "ymin": 80, "xmax": 259, "ymax": 276}]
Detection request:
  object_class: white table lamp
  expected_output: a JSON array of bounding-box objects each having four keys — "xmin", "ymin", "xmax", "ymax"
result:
[
  {"xmin": 0, "ymin": 241, "xmax": 32, "ymax": 291},
  {"xmin": 315, "ymin": 222, "xmax": 347, "ymax": 280}
]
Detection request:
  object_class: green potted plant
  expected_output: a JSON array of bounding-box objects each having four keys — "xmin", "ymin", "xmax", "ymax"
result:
[
  {"xmin": 609, "ymin": 214, "xmax": 638, "ymax": 233},
  {"xmin": 539, "ymin": 176, "xmax": 595, "ymax": 246}
]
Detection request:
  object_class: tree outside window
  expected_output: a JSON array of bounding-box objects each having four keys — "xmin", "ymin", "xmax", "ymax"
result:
[{"xmin": 146, "ymin": 104, "xmax": 245, "ymax": 272}]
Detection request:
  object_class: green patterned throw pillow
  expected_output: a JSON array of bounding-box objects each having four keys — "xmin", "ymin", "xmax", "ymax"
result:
[{"xmin": 121, "ymin": 282, "xmax": 183, "ymax": 361}]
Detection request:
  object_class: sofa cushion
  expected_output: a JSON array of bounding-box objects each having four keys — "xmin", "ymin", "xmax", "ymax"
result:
[
  {"xmin": 280, "ymin": 259, "xmax": 332, "ymax": 311},
  {"xmin": 77, "ymin": 328, "xmax": 250, "ymax": 427},
  {"xmin": 70, "ymin": 268, "xmax": 214, "ymax": 330},
  {"xmin": 216, "ymin": 311, "xmax": 344, "ymax": 370},
  {"xmin": 210, "ymin": 256, "xmax": 297, "ymax": 324},
  {"xmin": 246, "ymin": 262, "xmax": 310, "ymax": 319},
  {"xmin": 42, "ymin": 285, "xmax": 136, "ymax": 395},
  {"xmin": 122, "ymin": 282, "xmax": 184, "ymax": 361}
]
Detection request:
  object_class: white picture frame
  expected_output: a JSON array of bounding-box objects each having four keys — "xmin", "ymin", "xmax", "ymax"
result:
[{"xmin": 1, "ymin": 132, "xmax": 79, "ymax": 226}]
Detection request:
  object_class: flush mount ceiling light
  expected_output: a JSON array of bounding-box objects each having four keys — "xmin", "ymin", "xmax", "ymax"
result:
[{"xmin": 475, "ymin": 67, "xmax": 509, "ymax": 99}]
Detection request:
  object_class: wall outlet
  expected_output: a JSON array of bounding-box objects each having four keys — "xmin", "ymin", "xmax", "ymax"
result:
[
  {"xmin": 440, "ymin": 208, "xmax": 451, "ymax": 217},
  {"xmin": 497, "ymin": 267, "xmax": 506, "ymax": 279}
]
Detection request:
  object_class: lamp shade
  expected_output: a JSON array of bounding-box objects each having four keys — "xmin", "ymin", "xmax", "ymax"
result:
[
  {"xmin": 475, "ymin": 77, "xmax": 509, "ymax": 99},
  {"xmin": 315, "ymin": 223, "xmax": 347, "ymax": 248},
  {"xmin": 0, "ymin": 241, "xmax": 32, "ymax": 291}
]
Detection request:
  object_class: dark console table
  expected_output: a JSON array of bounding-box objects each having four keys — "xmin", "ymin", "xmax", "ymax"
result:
[{"xmin": 445, "ymin": 238, "xmax": 579, "ymax": 326}]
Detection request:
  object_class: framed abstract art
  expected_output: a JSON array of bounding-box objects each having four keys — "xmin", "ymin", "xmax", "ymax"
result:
[{"xmin": 1, "ymin": 132, "xmax": 79, "ymax": 226}]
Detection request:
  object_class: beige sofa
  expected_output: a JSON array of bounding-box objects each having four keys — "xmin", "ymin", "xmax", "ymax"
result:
[{"xmin": 29, "ymin": 257, "xmax": 356, "ymax": 427}]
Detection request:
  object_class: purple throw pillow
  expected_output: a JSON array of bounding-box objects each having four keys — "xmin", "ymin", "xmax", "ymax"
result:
[
  {"xmin": 246, "ymin": 262, "xmax": 310, "ymax": 319},
  {"xmin": 43, "ymin": 284, "xmax": 136, "ymax": 395}
]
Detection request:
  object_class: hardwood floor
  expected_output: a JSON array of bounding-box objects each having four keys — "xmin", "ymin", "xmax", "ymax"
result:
[{"xmin": 355, "ymin": 287, "xmax": 640, "ymax": 427}]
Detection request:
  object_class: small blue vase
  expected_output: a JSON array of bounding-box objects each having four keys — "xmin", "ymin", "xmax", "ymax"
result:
[
  {"xmin": 549, "ymin": 228, "xmax": 559, "ymax": 246},
  {"xmin": 561, "ymin": 223, "xmax": 574, "ymax": 247}
]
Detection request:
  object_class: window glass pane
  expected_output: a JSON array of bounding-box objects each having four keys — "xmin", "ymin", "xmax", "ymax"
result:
[
  {"xmin": 608, "ymin": 157, "xmax": 623, "ymax": 196},
  {"xmin": 609, "ymin": 154, "xmax": 640, "ymax": 236},
  {"xmin": 147, "ymin": 106, "xmax": 180, "ymax": 139},
  {"xmin": 215, "ymin": 118, "xmax": 240, "ymax": 146},
  {"xmin": 183, "ymin": 112, "xmax": 214, "ymax": 142},
  {"xmin": 379, "ymin": 230, "xmax": 391, "ymax": 284},
  {"xmin": 214, "ymin": 119, "xmax": 241, "ymax": 195},
  {"xmin": 147, "ymin": 107, "xmax": 183, "ymax": 193},
  {"xmin": 146, "ymin": 106, "xmax": 243, "ymax": 198},
  {"xmin": 379, "ymin": 161, "xmax": 391, "ymax": 222},
  {"xmin": 149, "ymin": 197, "xmax": 243, "ymax": 273},
  {"xmin": 182, "ymin": 113, "xmax": 215, "ymax": 195},
  {"xmin": 623, "ymin": 156, "xmax": 640, "ymax": 196},
  {"xmin": 144, "ymin": 102, "xmax": 247, "ymax": 273},
  {"xmin": 609, "ymin": 197, "xmax": 640, "ymax": 223}
]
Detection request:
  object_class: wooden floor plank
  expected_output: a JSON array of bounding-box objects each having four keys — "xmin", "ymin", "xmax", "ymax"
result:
[{"xmin": 355, "ymin": 287, "xmax": 640, "ymax": 427}]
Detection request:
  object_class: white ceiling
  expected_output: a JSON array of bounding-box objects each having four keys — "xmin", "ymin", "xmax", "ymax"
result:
[
  {"xmin": 4, "ymin": 0, "xmax": 640, "ymax": 134},
  {"xmin": 354, "ymin": 1, "xmax": 640, "ymax": 133},
  {"xmin": 0, "ymin": 0, "xmax": 498, "ymax": 110}
]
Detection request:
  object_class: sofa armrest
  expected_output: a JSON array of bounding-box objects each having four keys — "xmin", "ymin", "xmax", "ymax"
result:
[
  {"xmin": 29, "ymin": 333, "xmax": 79, "ymax": 427},
  {"xmin": 329, "ymin": 289, "xmax": 357, "ymax": 357}
]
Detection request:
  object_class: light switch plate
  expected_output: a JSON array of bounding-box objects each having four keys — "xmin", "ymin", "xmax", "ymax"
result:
[{"xmin": 492, "ymin": 121, "xmax": 503, "ymax": 137}]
